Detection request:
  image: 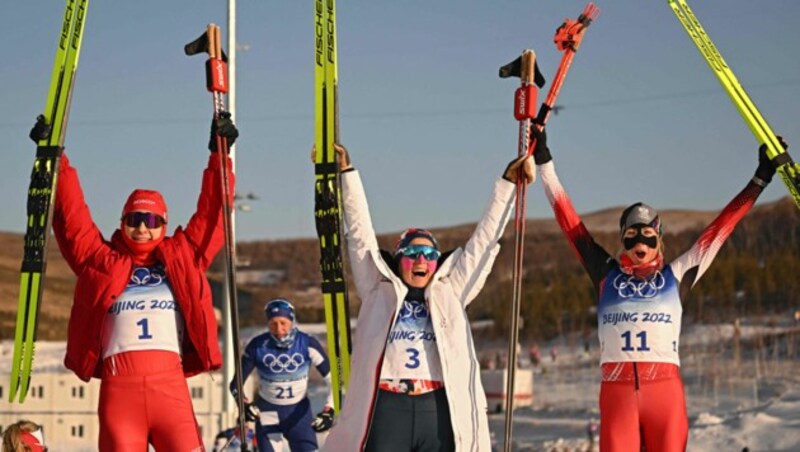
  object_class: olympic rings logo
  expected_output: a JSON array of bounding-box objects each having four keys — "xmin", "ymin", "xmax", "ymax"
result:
[
  {"xmin": 128, "ymin": 266, "xmax": 165, "ymax": 287},
  {"xmin": 399, "ymin": 300, "xmax": 428, "ymax": 320},
  {"xmin": 263, "ymin": 353, "xmax": 305, "ymax": 373},
  {"xmin": 612, "ymin": 271, "xmax": 665, "ymax": 299}
]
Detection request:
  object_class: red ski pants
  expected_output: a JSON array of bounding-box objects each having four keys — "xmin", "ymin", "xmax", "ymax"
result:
[
  {"xmin": 98, "ymin": 351, "xmax": 204, "ymax": 452},
  {"xmin": 599, "ymin": 376, "xmax": 688, "ymax": 452}
]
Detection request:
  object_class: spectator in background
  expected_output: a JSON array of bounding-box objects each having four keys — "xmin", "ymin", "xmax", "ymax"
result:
[
  {"xmin": 529, "ymin": 344, "xmax": 541, "ymax": 367},
  {"xmin": 2, "ymin": 420, "xmax": 46, "ymax": 452},
  {"xmin": 587, "ymin": 418, "xmax": 599, "ymax": 448}
]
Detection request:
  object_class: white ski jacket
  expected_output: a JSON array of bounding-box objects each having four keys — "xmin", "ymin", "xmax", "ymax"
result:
[{"xmin": 323, "ymin": 170, "xmax": 515, "ymax": 452}]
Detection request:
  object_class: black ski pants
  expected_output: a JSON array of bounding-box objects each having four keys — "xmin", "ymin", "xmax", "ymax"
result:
[{"xmin": 364, "ymin": 388, "xmax": 455, "ymax": 452}]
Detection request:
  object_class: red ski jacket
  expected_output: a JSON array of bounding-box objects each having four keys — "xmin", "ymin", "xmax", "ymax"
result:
[{"xmin": 52, "ymin": 153, "xmax": 233, "ymax": 381}]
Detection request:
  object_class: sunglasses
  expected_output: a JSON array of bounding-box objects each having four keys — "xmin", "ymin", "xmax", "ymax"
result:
[
  {"xmin": 124, "ymin": 212, "xmax": 166, "ymax": 229},
  {"xmin": 397, "ymin": 244, "xmax": 441, "ymax": 261}
]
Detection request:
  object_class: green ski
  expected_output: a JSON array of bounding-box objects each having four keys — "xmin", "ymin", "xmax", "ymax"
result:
[
  {"xmin": 668, "ymin": 0, "xmax": 800, "ymax": 208},
  {"xmin": 314, "ymin": 0, "xmax": 352, "ymax": 413},
  {"xmin": 10, "ymin": 0, "xmax": 90, "ymax": 403}
]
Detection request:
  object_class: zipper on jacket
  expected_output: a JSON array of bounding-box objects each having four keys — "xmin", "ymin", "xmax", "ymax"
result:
[{"xmin": 633, "ymin": 362, "xmax": 639, "ymax": 391}]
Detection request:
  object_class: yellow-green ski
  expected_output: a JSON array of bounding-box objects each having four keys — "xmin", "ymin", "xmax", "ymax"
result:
[
  {"xmin": 314, "ymin": 0, "xmax": 352, "ymax": 413},
  {"xmin": 668, "ymin": 0, "xmax": 800, "ymax": 208},
  {"xmin": 10, "ymin": 0, "xmax": 90, "ymax": 403}
]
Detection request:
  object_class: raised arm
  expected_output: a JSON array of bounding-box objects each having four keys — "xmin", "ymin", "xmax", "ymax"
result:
[
  {"xmin": 447, "ymin": 154, "xmax": 537, "ymax": 306},
  {"xmin": 52, "ymin": 153, "xmax": 107, "ymax": 274},
  {"xmin": 181, "ymin": 114, "xmax": 238, "ymax": 270},
  {"xmin": 336, "ymin": 145, "xmax": 385, "ymax": 296},
  {"xmin": 670, "ymin": 140, "xmax": 781, "ymax": 296},
  {"xmin": 534, "ymin": 128, "xmax": 614, "ymax": 288},
  {"xmin": 447, "ymin": 176, "xmax": 516, "ymax": 306}
]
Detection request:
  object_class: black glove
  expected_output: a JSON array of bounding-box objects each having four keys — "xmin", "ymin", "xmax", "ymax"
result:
[
  {"xmin": 754, "ymin": 136, "xmax": 787, "ymax": 185},
  {"xmin": 29, "ymin": 114, "xmax": 52, "ymax": 143},
  {"xmin": 243, "ymin": 402, "xmax": 260, "ymax": 423},
  {"xmin": 209, "ymin": 111, "xmax": 239, "ymax": 153},
  {"xmin": 530, "ymin": 125, "xmax": 552, "ymax": 165},
  {"xmin": 311, "ymin": 407, "xmax": 334, "ymax": 432}
]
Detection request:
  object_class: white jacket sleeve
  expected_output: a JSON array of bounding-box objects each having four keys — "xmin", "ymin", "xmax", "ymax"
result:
[
  {"xmin": 447, "ymin": 178, "xmax": 516, "ymax": 307},
  {"xmin": 341, "ymin": 170, "xmax": 384, "ymax": 298}
]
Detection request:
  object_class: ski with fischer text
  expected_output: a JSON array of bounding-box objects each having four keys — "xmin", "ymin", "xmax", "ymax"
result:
[
  {"xmin": 314, "ymin": 0, "xmax": 352, "ymax": 414},
  {"xmin": 669, "ymin": 0, "xmax": 800, "ymax": 208},
  {"xmin": 10, "ymin": 0, "xmax": 90, "ymax": 404}
]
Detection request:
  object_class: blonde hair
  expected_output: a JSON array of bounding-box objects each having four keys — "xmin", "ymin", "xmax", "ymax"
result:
[{"xmin": 2, "ymin": 420, "xmax": 40, "ymax": 452}]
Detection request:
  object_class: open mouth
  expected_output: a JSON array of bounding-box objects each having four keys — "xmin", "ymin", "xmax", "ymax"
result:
[
  {"xmin": 635, "ymin": 251, "xmax": 647, "ymax": 259},
  {"xmin": 412, "ymin": 270, "xmax": 428, "ymax": 278}
]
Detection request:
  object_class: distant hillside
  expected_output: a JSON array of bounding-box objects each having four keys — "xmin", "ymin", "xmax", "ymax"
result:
[
  {"xmin": 1, "ymin": 197, "xmax": 797, "ymax": 341},
  {"xmin": 0, "ymin": 233, "xmax": 75, "ymax": 340}
]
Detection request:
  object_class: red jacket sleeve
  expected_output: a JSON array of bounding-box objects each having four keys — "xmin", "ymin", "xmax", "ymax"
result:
[
  {"xmin": 670, "ymin": 180, "xmax": 764, "ymax": 293},
  {"xmin": 179, "ymin": 152, "xmax": 235, "ymax": 270},
  {"xmin": 538, "ymin": 161, "xmax": 615, "ymax": 289},
  {"xmin": 52, "ymin": 154, "xmax": 107, "ymax": 275}
]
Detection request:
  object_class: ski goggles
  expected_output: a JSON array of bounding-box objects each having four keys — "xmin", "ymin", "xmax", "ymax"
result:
[
  {"xmin": 123, "ymin": 211, "xmax": 167, "ymax": 229},
  {"xmin": 396, "ymin": 244, "xmax": 441, "ymax": 262},
  {"xmin": 622, "ymin": 226, "xmax": 659, "ymax": 250}
]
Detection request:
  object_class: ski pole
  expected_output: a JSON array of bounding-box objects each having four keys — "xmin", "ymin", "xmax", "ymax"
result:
[
  {"xmin": 498, "ymin": 4, "xmax": 599, "ymax": 450},
  {"xmin": 185, "ymin": 24, "xmax": 248, "ymax": 451},
  {"xmin": 499, "ymin": 48, "xmax": 542, "ymax": 452}
]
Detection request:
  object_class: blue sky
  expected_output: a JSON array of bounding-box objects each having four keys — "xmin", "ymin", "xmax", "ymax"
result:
[{"xmin": 2, "ymin": 0, "xmax": 798, "ymax": 241}]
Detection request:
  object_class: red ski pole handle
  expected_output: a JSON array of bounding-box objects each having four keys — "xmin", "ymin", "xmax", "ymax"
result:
[
  {"xmin": 184, "ymin": 23, "xmax": 230, "ymax": 94},
  {"xmin": 206, "ymin": 24, "xmax": 228, "ymax": 93},
  {"xmin": 513, "ymin": 50, "xmax": 539, "ymax": 121},
  {"xmin": 514, "ymin": 85, "xmax": 538, "ymax": 121}
]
